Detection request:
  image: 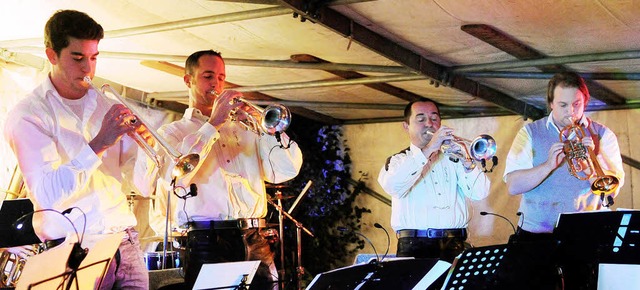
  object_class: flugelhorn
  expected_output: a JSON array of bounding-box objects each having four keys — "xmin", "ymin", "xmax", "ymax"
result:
[
  {"xmin": 84, "ymin": 77, "xmax": 200, "ymax": 178},
  {"xmin": 219, "ymin": 91, "xmax": 290, "ymax": 135},
  {"xmin": 427, "ymin": 130, "xmax": 497, "ymax": 172},
  {"xmin": 559, "ymin": 119, "xmax": 619, "ymax": 196}
]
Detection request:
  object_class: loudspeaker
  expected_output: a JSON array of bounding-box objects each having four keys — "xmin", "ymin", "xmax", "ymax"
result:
[{"xmin": 306, "ymin": 258, "xmax": 446, "ymax": 290}]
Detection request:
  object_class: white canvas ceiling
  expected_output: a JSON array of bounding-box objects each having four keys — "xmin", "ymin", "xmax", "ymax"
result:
[{"xmin": 2, "ymin": 0, "xmax": 640, "ymax": 124}]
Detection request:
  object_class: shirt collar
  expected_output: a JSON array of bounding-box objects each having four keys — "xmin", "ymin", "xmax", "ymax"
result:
[
  {"xmin": 546, "ymin": 111, "xmax": 589, "ymax": 132},
  {"xmin": 41, "ymin": 75, "xmax": 95, "ymax": 101},
  {"xmin": 183, "ymin": 107, "xmax": 209, "ymax": 122}
]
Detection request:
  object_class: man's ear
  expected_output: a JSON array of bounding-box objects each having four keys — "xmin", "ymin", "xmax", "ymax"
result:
[
  {"xmin": 45, "ymin": 48, "xmax": 58, "ymax": 65},
  {"xmin": 183, "ymin": 74, "xmax": 192, "ymax": 88},
  {"xmin": 402, "ymin": 121, "xmax": 409, "ymax": 131}
]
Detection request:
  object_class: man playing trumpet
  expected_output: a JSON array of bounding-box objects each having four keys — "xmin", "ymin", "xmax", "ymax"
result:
[
  {"xmin": 4, "ymin": 10, "xmax": 158, "ymax": 289},
  {"xmin": 378, "ymin": 99, "xmax": 490, "ymax": 263},
  {"xmin": 503, "ymin": 71, "xmax": 625, "ymax": 289},
  {"xmin": 504, "ymin": 71, "xmax": 625, "ymax": 235},
  {"xmin": 151, "ymin": 50, "xmax": 303, "ymax": 289}
]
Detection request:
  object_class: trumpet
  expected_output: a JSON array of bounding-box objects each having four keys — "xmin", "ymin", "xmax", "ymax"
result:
[
  {"xmin": 84, "ymin": 77, "xmax": 200, "ymax": 178},
  {"xmin": 427, "ymin": 131, "xmax": 497, "ymax": 172},
  {"xmin": 218, "ymin": 91, "xmax": 291, "ymax": 135},
  {"xmin": 0, "ymin": 244, "xmax": 43, "ymax": 288},
  {"xmin": 559, "ymin": 120, "xmax": 619, "ymax": 196}
]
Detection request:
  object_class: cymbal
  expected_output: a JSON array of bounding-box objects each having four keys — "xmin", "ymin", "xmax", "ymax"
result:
[
  {"xmin": 268, "ymin": 195, "xmax": 295, "ymax": 201},
  {"xmin": 140, "ymin": 232, "xmax": 187, "ymax": 242},
  {"xmin": 265, "ymin": 183, "xmax": 289, "ymax": 189},
  {"xmin": 127, "ymin": 193, "xmax": 157, "ymax": 200}
]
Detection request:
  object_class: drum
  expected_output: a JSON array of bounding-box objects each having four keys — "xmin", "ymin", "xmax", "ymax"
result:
[
  {"xmin": 261, "ymin": 228, "xmax": 279, "ymax": 245},
  {"xmin": 144, "ymin": 251, "xmax": 181, "ymax": 270}
]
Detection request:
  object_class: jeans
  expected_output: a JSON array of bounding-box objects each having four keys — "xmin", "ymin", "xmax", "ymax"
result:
[{"xmin": 100, "ymin": 229, "xmax": 149, "ymax": 290}]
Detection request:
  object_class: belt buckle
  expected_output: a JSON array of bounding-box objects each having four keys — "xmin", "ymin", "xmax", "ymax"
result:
[
  {"xmin": 237, "ymin": 219, "xmax": 248, "ymax": 229},
  {"xmin": 427, "ymin": 229, "xmax": 440, "ymax": 239}
]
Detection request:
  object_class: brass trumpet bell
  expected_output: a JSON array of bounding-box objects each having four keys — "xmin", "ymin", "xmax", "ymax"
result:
[{"xmin": 231, "ymin": 98, "xmax": 291, "ymax": 135}]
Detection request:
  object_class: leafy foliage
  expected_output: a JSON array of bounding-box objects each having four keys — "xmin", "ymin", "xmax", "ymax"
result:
[{"xmin": 272, "ymin": 117, "xmax": 370, "ymax": 288}]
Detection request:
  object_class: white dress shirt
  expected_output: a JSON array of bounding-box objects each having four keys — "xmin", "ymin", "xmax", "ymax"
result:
[
  {"xmin": 4, "ymin": 77, "xmax": 158, "ymax": 241},
  {"xmin": 378, "ymin": 144, "xmax": 490, "ymax": 232},
  {"xmin": 153, "ymin": 108, "xmax": 303, "ymax": 228}
]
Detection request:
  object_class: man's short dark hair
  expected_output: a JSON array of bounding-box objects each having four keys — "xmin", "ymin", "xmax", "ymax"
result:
[
  {"xmin": 44, "ymin": 10, "xmax": 104, "ymax": 56},
  {"xmin": 546, "ymin": 72, "xmax": 590, "ymax": 108},
  {"xmin": 404, "ymin": 99, "xmax": 439, "ymax": 123},
  {"xmin": 185, "ymin": 50, "xmax": 223, "ymax": 75}
]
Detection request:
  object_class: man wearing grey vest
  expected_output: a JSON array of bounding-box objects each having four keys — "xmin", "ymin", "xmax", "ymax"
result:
[{"xmin": 503, "ymin": 72, "xmax": 624, "ymax": 289}]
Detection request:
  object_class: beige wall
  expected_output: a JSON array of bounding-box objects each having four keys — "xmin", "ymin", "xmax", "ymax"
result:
[{"xmin": 343, "ymin": 109, "xmax": 639, "ymax": 259}]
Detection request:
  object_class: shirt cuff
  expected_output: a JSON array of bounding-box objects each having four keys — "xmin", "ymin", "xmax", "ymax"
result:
[
  {"xmin": 72, "ymin": 144, "xmax": 102, "ymax": 172},
  {"xmin": 199, "ymin": 122, "xmax": 220, "ymax": 142}
]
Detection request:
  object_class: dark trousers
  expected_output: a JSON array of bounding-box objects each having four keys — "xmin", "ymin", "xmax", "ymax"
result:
[
  {"xmin": 493, "ymin": 227, "xmax": 560, "ymax": 290},
  {"xmin": 396, "ymin": 236, "xmax": 469, "ymax": 263},
  {"xmin": 184, "ymin": 228, "xmax": 277, "ymax": 290}
]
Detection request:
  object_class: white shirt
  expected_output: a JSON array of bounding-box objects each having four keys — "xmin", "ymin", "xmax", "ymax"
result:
[
  {"xmin": 153, "ymin": 108, "xmax": 303, "ymax": 228},
  {"xmin": 378, "ymin": 144, "xmax": 490, "ymax": 232},
  {"xmin": 4, "ymin": 77, "xmax": 158, "ymax": 241}
]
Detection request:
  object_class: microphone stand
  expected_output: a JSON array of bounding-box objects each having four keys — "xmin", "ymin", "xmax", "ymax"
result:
[
  {"xmin": 162, "ymin": 178, "xmax": 176, "ymax": 270},
  {"xmin": 275, "ymin": 190, "xmax": 285, "ymax": 290},
  {"xmin": 267, "ymin": 199, "xmax": 314, "ymax": 290}
]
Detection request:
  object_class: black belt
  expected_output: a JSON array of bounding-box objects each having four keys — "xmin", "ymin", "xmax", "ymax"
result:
[
  {"xmin": 396, "ymin": 228, "xmax": 467, "ymax": 239},
  {"xmin": 44, "ymin": 237, "xmax": 65, "ymax": 249},
  {"xmin": 188, "ymin": 218, "xmax": 266, "ymax": 230}
]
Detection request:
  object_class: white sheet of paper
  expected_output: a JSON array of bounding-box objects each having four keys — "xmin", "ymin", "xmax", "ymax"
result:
[
  {"xmin": 412, "ymin": 260, "xmax": 452, "ymax": 290},
  {"xmin": 193, "ymin": 260, "xmax": 261, "ymax": 290}
]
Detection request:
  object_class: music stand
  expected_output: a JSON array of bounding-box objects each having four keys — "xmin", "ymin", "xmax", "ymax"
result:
[
  {"xmin": 553, "ymin": 210, "xmax": 640, "ymax": 289},
  {"xmin": 0, "ymin": 198, "xmax": 41, "ymax": 247},
  {"xmin": 440, "ymin": 244, "xmax": 508, "ymax": 290},
  {"xmin": 306, "ymin": 258, "xmax": 446, "ymax": 290},
  {"xmin": 554, "ymin": 210, "xmax": 640, "ymax": 264},
  {"xmin": 192, "ymin": 260, "xmax": 260, "ymax": 290},
  {"xmin": 17, "ymin": 233, "xmax": 122, "ymax": 290}
]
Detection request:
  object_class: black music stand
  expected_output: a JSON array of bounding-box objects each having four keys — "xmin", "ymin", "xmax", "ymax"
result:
[
  {"xmin": 553, "ymin": 210, "xmax": 640, "ymax": 289},
  {"xmin": 554, "ymin": 210, "xmax": 640, "ymax": 264},
  {"xmin": 307, "ymin": 258, "xmax": 446, "ymax": 290},
  {"xmin": 0, "ymin": 198, "xmax": 41, "ymax": 247},
  {"xmin": 440, "ymin": 245, "xmax": 508, "ymax": 290}
]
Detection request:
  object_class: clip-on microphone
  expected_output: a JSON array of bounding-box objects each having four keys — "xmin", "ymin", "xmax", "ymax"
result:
[{"xmin": 13, "ymin": 207, "xmax": 88, "ymax": 270}]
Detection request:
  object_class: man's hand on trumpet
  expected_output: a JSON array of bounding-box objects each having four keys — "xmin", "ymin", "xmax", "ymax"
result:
[
  {"xmin": 89, "ymin": 104, "xmax": 139, "ymax": 157},
  {"xmin": 132, "ymin": 123, "xmax": 156, "ymax": 149},
  {"xmin": 208, "ymin": 90, "xmax": 242, "ymax": 130},
  {"xmin": 1, "ymin": 245, "xmax": 37, "ymax": 259},
  {"xmin": 422, "ymin": 125, "xmax": 455, "ymax": 158}
]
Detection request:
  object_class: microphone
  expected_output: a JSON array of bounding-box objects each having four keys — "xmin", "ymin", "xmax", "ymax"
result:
[
  {"xmin": 338, "ymin": 226, "xmax": 380, "ymax": 265},
  {"xmin": 13, "ymin": 207, "xmax": 88, "ymax": 270},
  {"xmin": 189, "ymin": 183, "xmax": 198, "ymax": 197},
  {"xmin": 173, "ymin": 183, "xmax": 198, "ymax": 199},
  {"xmin": 516, "ymin": 211, "xmax": 524, "ymax": 230},
  {"xmin": 373, "ymin": 223, "xmax": 390, "ymax": 263},
  {"xmin": 480, "ymin": 211, "xmax": 516, "ymax": 235}
]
